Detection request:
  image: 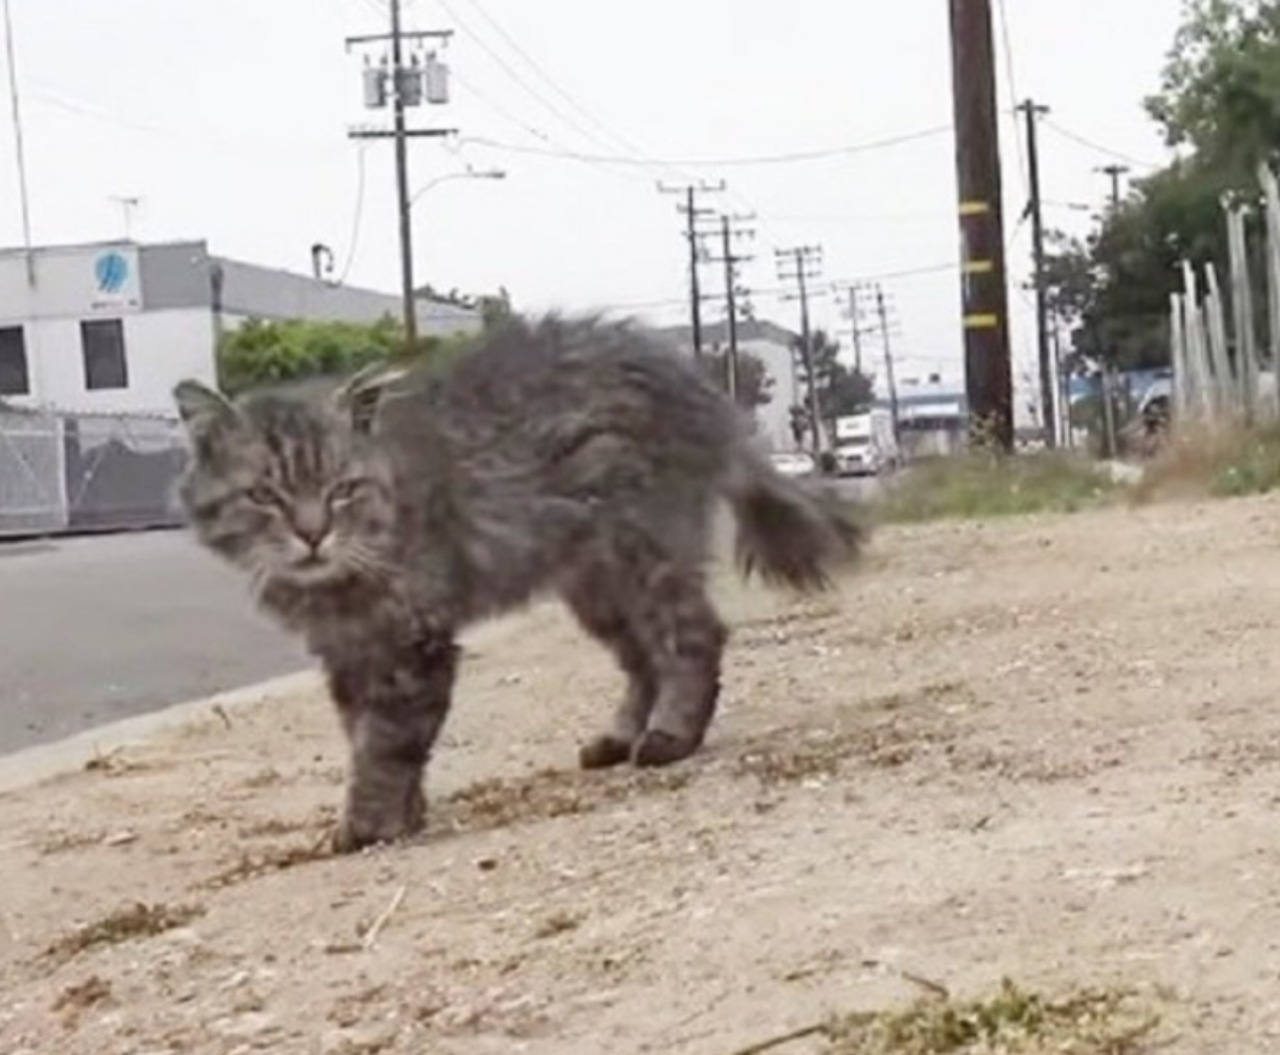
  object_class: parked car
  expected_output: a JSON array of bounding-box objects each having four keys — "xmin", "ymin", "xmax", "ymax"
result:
[{"xmin": 769, "ymin": 450, "xmax": 817, "ymax": 478}]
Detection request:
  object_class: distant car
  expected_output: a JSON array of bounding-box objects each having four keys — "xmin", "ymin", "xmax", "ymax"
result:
[
  {"xmin": 832, "ymin": 438, "xmax": 881, "ymax": 477},
  {"xmin": 769, "ymin": 451, "xmax": 816, "ymax": 478}
]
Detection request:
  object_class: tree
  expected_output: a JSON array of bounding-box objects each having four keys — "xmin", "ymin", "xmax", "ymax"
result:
[
  {"xmin": 217, "ymin": 316, "xmax": 474, "ymax": 397},
  {"xmin": 792, "ymin": 330, "xmax": 875, "ymax": 441},
  {"xmin": 1145, "ymin": 0, "xmax": 1280, "ymax": 179},
  {"xmin": 696, "ymin": 346, "xmax": 774, "ymax": 412},
  {"xmin": 1038, "ymin": 0, "xmax": 1280, "ymax": 377}
]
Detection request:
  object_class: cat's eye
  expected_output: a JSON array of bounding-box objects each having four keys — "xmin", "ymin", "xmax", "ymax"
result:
[
  {"xmin": 327, "ymin": 480, "xmax": 364, "ymax": 506},
  {"xmin": 245, "ymin": 485, "xmax": 278, "ymax": 506}
]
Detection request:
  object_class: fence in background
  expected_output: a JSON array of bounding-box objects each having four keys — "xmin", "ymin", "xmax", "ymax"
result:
[
  {"xmin": 1170, "ymin": 164, "xmax": 1280, "ymax": 428},
  {"xmin": 0, "ymin": 409, "xmax": 188, "ymax": 538}
]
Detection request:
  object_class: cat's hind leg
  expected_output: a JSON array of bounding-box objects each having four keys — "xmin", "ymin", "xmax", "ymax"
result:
[
  {"xmin": 621, "ymin": 557, "xmax": 727, "ymax": 768},
  {"xmin": 559, "ymin": 570, "xmax": 657, "ymax": 769}
]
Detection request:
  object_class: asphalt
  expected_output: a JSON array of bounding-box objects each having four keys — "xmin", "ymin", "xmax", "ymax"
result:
[
  {"xmin": 0, "ymin": 475, "xmax": 884, "ymax": 759},
  {"xmin": 0, "ymin": 529, "xmax": 309, "ymax": 755}
]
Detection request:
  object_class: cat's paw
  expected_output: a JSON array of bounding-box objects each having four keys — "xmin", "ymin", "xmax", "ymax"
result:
[
  {"xmin": 331, "ymin": 810, "xmax": 424, "ymax": 855},
  {"xmin": 630, "ymin": 729, "xmax": 699, "ymax": 768},
  {"xmin": 578, "ymin": 734, "xmax": 633, "ymax": 770}
]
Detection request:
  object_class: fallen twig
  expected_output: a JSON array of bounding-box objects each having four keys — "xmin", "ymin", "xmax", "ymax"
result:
[
  {"xmin": 900, "ymin": 970, "xmax": 950, "ymax": 1000},
  {"xmin": 726, "ymin": 1023, "xmax": 826, "ymax": 1055},
  {"xmin": 212, "ymin": 704, "xmax": 233, "ymax": 730},
  {"xmin": 361, "ymin": 884, "xmax": 407, "ymax": 950}
]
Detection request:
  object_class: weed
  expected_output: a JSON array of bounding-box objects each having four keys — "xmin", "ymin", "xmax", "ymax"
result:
[{"xmin": 877, "ymin": 453, "xmax": 1115, "ymax": 524}]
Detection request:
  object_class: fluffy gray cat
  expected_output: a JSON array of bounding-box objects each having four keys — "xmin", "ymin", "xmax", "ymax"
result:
[{"xmin": 173, "ymin": 314, "xmax": 863, "ymax": 852}]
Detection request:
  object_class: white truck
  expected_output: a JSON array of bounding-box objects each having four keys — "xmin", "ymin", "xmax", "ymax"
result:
[{"xmin": 831, "ymin": 409, "xmax": 898, "ymax": 477}]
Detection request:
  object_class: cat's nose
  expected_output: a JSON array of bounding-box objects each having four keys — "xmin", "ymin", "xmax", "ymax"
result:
[
  {"xmin": 291, "ymin": 503, "xmax": 330, "ymax": 549},
  {"xmin": 295, "ymin": 525, "xmax": 327, "ymax": 550}
]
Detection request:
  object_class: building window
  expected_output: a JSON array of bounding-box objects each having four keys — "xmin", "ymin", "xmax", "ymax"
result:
[
  {"xmin": 81, "ymin": 319, "xmax": 129, "ymax": 391},
  {"xmin": 0, "ymin": 327, "xmax": 30, "ymax": 396}
]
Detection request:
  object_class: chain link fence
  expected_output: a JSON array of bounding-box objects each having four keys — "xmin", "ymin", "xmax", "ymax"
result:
[{"xmin": 0, "ymin": 409, "xmax": 188, "ymax": 538}]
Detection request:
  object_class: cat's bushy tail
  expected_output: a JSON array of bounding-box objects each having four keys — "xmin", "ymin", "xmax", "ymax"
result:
[{"xmin": 722, "ymin": 448, "xmax": 867, "ymax": 592}]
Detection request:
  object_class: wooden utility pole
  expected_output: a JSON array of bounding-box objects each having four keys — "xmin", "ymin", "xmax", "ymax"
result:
[
  {"xmin": 706, "ymin": 213, "xmax": 755, "ymax": 402},
  {"xmin": 3, "ymin": 0, "xmax": 34, "ymax": 285},
  {"xmin": 659, "ymin": 181, "xmax": 724, "ymax": 357},
  {"xmin": 874, "ymin": 283, "xmax": 902, "ymax": 450},
  {"xmin": 345, "ymin": 15, "xmax": 455, "ymax": 352},
  {"xmin": 949, "ymin": 0, "xmax": 1014, "ymax": 451},
  {"xmin": 847, "ymin": 284, "xmax": 864, "ymax": 375},
  {"xmin": 389, "ymin": 0, "xmax": 416, "ymax": 348},
  {"xmin": 1098, "ymin": 163, "xmax": 1129, "ymax": 210},
  {"xmin": 1018, "ymin": 98, "xmax": 1055, "ymax": 447},
  {"xmin": 776, "ymin": 246, "xmax": 825, "ymax": 458},
  {"xmin": 1095, "ymin": 163, "xmax": 1129, "ymax": 457}
]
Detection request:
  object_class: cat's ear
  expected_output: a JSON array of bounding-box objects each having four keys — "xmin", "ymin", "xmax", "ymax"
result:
[
  {"xmin": 173, "ymin": 379, "xmax": 237, "ymax": 436},
  {"xmin": 332, "ymin": 361, "xmax": 409, "ymax": 434}
]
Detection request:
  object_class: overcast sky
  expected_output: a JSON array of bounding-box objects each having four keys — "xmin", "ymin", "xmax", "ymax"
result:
[{"xmin": 1, "ymin": 0, "xmax": 1184, "ymax": 411}]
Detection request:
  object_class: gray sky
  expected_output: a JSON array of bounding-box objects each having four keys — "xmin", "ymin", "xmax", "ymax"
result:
[{"xmin": 1, "ymin": 0, "xmax": 1183, "ymax": 408}]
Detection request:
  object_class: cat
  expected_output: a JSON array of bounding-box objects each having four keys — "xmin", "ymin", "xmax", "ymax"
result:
[{"xmin": 172, "ymin": 313, "xmax": 864, "ymax": 853}]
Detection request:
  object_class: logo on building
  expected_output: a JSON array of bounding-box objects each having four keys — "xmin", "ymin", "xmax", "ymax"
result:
[{"xmin": 94, "ymin": 251, "xmax": 130, "ymax": 295}]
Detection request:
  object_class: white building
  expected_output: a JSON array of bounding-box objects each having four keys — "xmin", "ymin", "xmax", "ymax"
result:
[
  {"xmin": 0, "ymin": 239, "xmax": 481, "ymax": 416},
  {"xmin": 656, "ymin": 319, "xmax": 802, "ymax": 452}
]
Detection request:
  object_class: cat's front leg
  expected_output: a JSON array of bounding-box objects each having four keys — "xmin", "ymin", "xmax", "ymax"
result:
[{"xmin": 325, "ymin": 637, "xmax": 458, "ymax": 854}]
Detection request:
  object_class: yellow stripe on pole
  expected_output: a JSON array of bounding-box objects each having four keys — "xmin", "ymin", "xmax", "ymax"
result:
[
  {"xmin": 964, "ymin": 313, "xmax": 999, "ymax": 329},
  {"xmin": 958, "ymin": 200, "xmax": 990, "ymax": 216},
  {"xmin": 962, "ymin": 259, "xmax": 993, "ymax": 274}
]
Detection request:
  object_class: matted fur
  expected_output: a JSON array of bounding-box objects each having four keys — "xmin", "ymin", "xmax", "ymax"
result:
[{"xmin": 173, "ymin": 313, "xmax": 864, "ymax": 852}]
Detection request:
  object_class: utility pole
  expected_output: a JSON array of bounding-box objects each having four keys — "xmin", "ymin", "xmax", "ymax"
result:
[
  {"xmin": 948, "ymin": 0, "xmax": 1014, "ymax": 451},
  {"xmin": 845, "ymin": 283, "xmax": 864, "ymax": 375},
  {"xmin": 1097, "ymin": 164, "xmax": 1129, "ymax": 210},
  {"xmin": 346, "ymin": 11, "xmax": 455, "ymax": 351},
  {"xmin": 1094, "ymin": 163, "xmax": 1129, "ymax": 458},
  {"xmin": 658, "ymin": 181, "xmax": 725, "ymax": 357},
  {"xmin": 873, "ymin": 283, "xmax": 902, "ymax": 450},
  {"xmin": 1018, "ymin": 98, "xmax": 1055, "ymax": 448},
  {"xmin": 1052, "ymin": 320, "xmax": 1072, "ymax": 448},
  {"xmin": 776, "ymin": 245, "xmax": 825, "ymax": 459},
  {"xmin": 705, "ymin": 213, "xmax": 755, "ymax": 403},
  {"xmin": 3, "ymin": 0, "xmax": 34, "ymax": 285}
]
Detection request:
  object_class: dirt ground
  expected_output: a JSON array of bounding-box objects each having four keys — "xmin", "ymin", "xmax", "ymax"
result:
[{"xmin": 4, "ymin": 494, "xmax": 1280, "ymax": 1054}]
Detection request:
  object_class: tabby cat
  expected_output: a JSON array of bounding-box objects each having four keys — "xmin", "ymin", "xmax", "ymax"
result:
[{"xmin": 173, "ymin": 314, "xmax": 863, "ymax": 852}]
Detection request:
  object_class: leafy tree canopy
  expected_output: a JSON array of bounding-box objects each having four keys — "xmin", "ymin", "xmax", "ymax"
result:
[
  {"xmin": 1041, "ymin": 0, "xmax": 1280, "ymax": 372},
  {"xmin": 217, "ymin": 315, "xmax": 475, "ymax": 397}
]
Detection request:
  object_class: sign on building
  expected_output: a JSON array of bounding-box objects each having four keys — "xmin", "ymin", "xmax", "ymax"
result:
[{"xmin": 88, "ymin": 247, "xmax": 142, "ymax": 313}]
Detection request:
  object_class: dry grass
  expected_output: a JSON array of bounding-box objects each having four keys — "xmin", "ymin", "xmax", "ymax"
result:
[
  {"xmin": 877, "ymin": 453, "xmax": 1115, "ymax": 524},
  {"xmin": 46, "ymin": 902, "xmax": 205, "ymax": 963},
  {"xmin": 732, "ymin": 979, "xmax": 1161, "ymax": 1055},
  {"xmin": 1131, "ymin": 419, "xmax": 1280, "ymax": 503}
]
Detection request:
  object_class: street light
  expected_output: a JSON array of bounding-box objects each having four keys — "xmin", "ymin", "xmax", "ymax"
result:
[
  {"xmin": 410, "ymin": 166, "xmax": 506, "ymax": 311},
  {"xmin": 409, "ymin": 166, "xmax": 506, "ymax": 210}
]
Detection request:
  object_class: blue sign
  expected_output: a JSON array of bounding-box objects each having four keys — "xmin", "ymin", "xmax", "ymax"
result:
[{"xmin": 94, "ymin": 251, "xmax": 130, "ymax": 295}]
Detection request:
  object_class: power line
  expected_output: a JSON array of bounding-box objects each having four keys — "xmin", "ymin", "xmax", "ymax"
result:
[
  {"xmin": 452, "ymin": 0, "xmax": 678, "ymax": 178},
  {"xmin": 596, "ymin": 260, "xmax": 967, "ymax": 315},
  {"xmin": 336, "ymin": 142, "xmax": 371, "ymax": 285},
  {"xmin": 1041, "ymin": 118, "xmax": 1158, "ymax": 170},
  {"xmin": 449, "ymin": 67, "xmax": 648, "ymax": 185},
  {"xmin": 994, "ymin": 0, "xmax": 1028, "ymax": 197},
  {"xmin": 437, "ymin": 0, "xmax": 671, "ymax": 179},
  {"xmin": 460, "ymin": 124, "xmax": 953, "ymax": 169}
]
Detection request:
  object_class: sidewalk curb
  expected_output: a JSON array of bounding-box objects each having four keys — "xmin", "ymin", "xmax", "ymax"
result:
[
  {"xmin": 0, "ymin": 669, "xmax": 320, "ymax": 795},
  {"xmin": 0, "ymin": 605, "xmax": 544, "ymax": 797}
]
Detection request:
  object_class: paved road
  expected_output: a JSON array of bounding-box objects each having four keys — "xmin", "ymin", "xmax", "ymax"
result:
[
  {"xmin": 0, "ymin": 530, "xmax": 308, "ymax": 756},
  {"xmin": 0, "ymin": 476, "xmax": 884, "ymax": 758}
]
